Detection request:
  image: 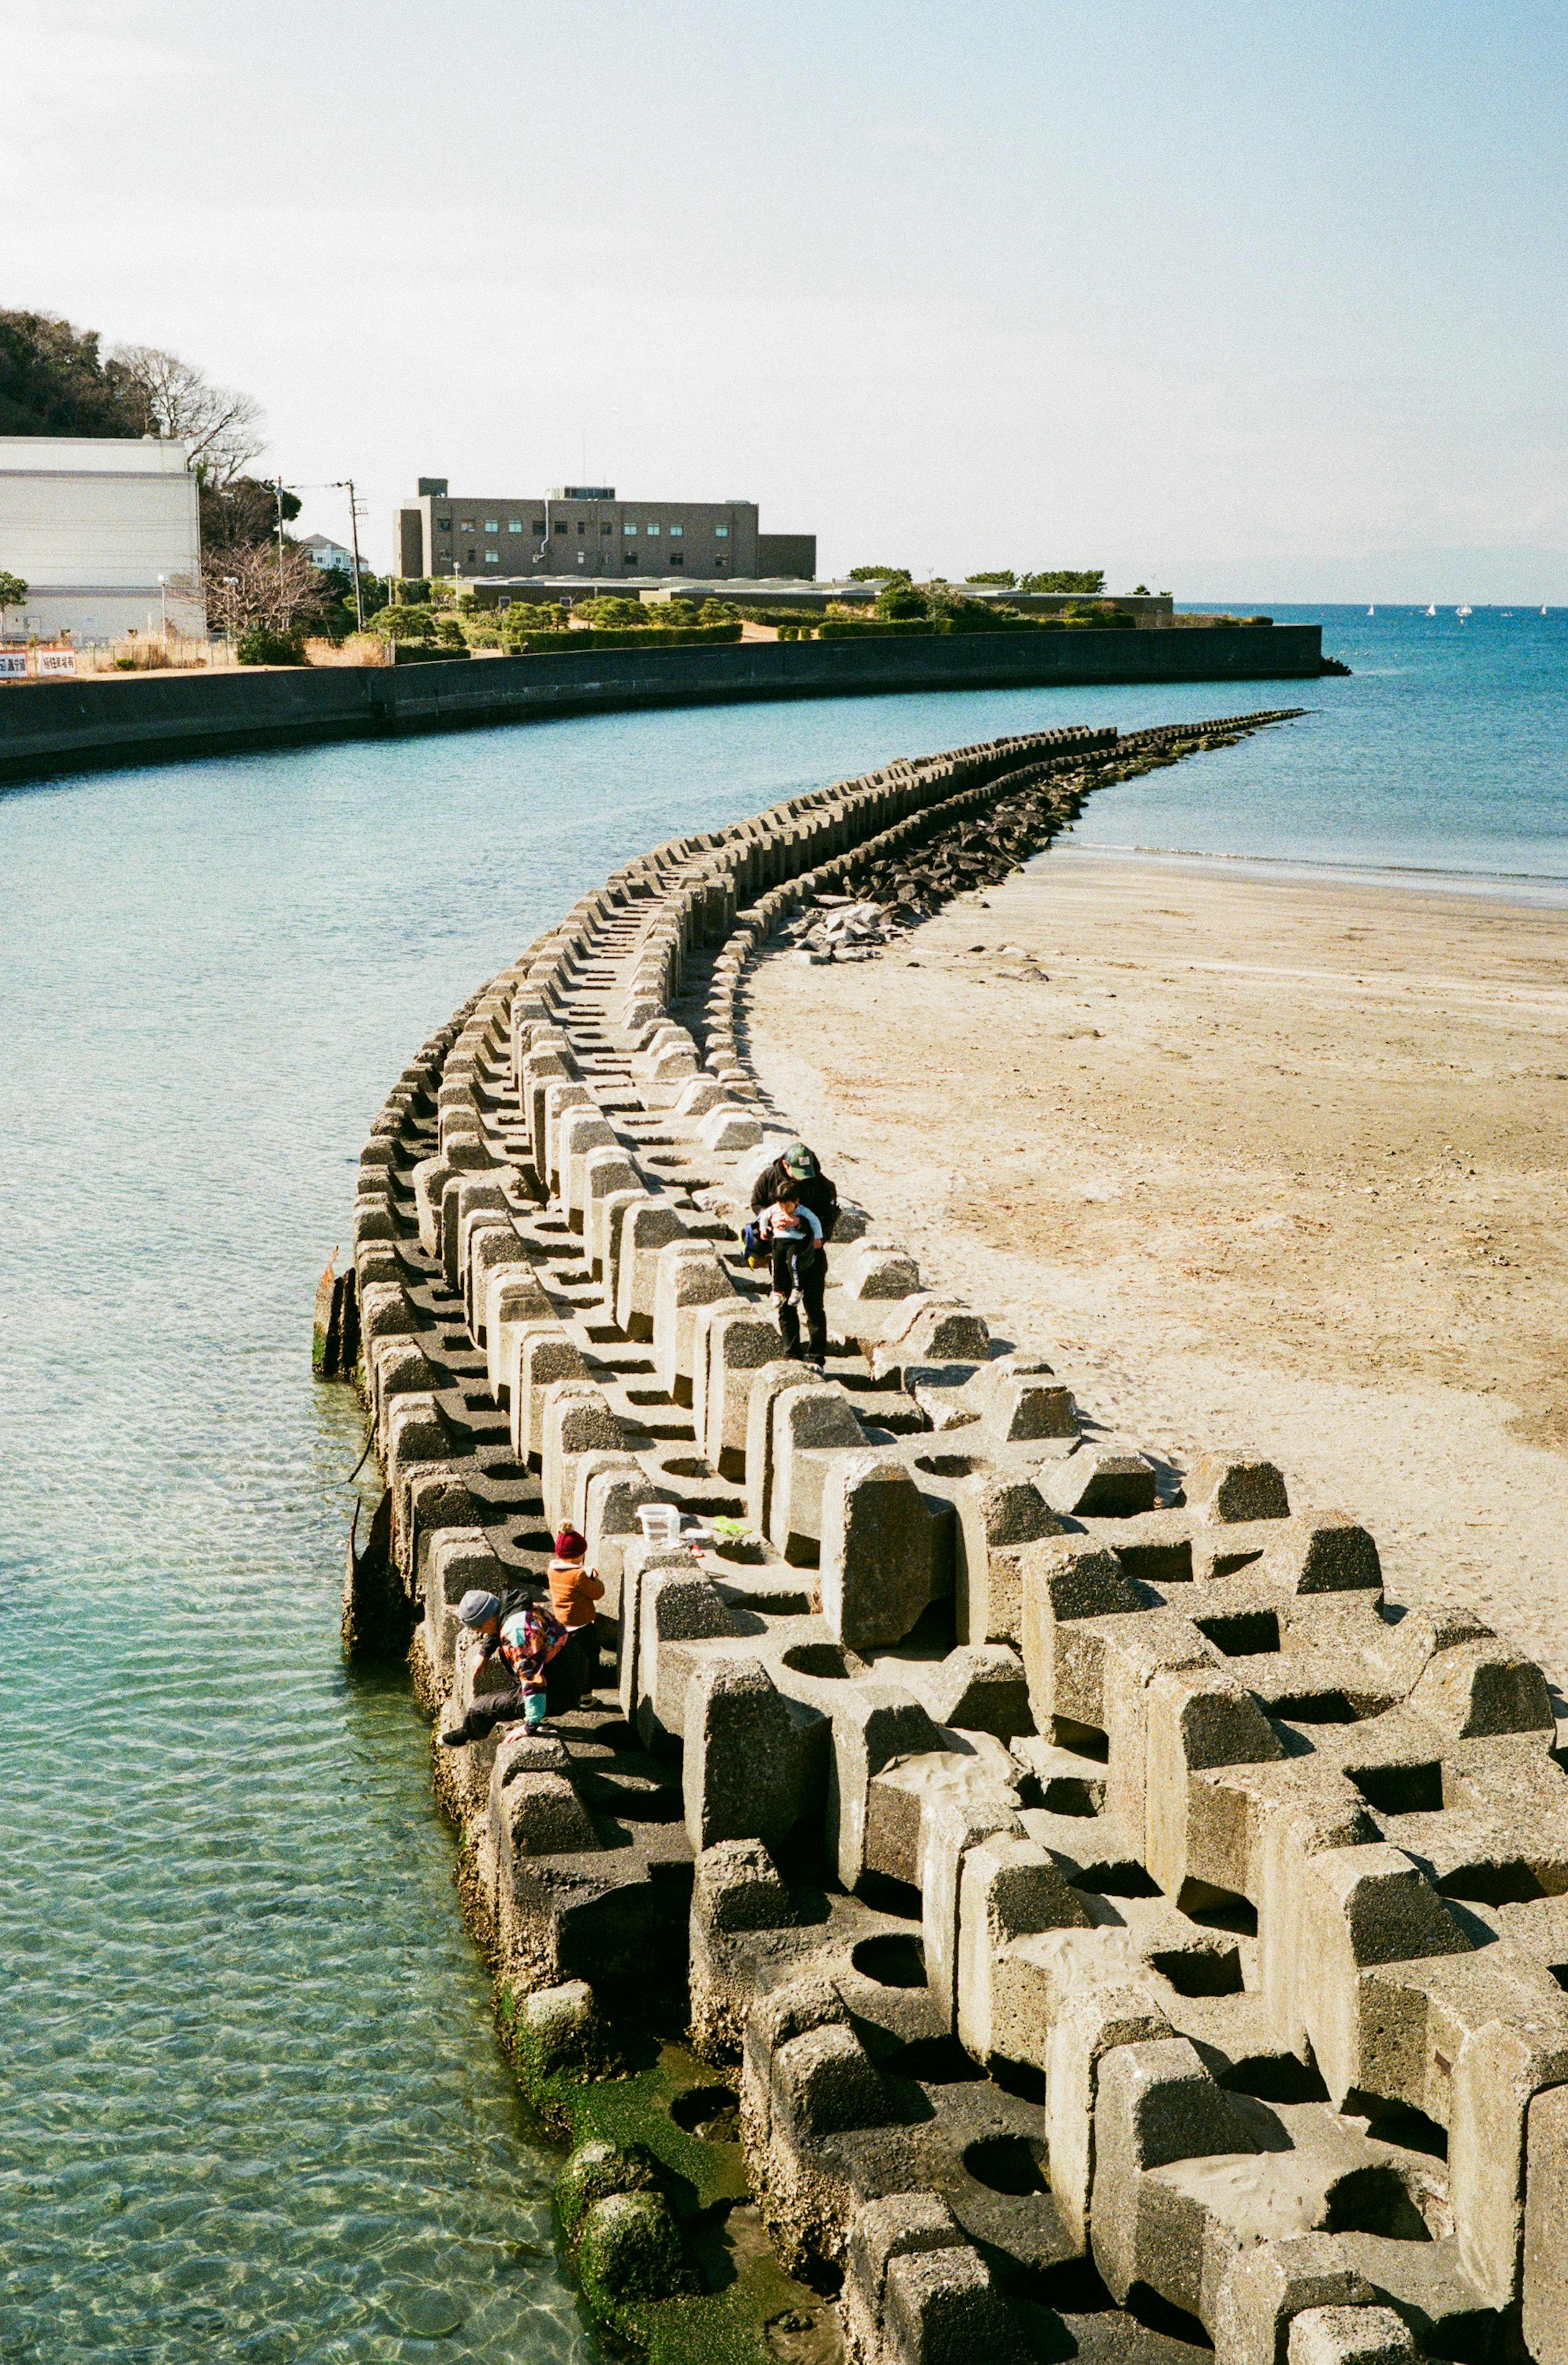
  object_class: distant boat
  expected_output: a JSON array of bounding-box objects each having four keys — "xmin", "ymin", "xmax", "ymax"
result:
[
  {"xmin": 1367, "ymin": 604, "xmax": 1375, "ymax": 616},
  {"xmin": 1544, "ymin": 606, "xmax": 1550, "ymax": 615},
  {"xmin": 1424, "ymin": 604, "xmax": 1436, "ymax": 616},
  {"xmin": 1457, "ymin": 604, "xmax": 1472, "ymax": 619}
]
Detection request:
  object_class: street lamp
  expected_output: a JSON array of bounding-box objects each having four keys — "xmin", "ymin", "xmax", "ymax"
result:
[{"xmin": 157, "ymin": 573, "xmax": 169, "ymax": 641}]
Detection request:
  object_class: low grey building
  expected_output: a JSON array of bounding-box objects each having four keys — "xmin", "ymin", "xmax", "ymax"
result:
[{"xmin": 393, "ymin": 481, "xmax": 815, "ymax": 584}]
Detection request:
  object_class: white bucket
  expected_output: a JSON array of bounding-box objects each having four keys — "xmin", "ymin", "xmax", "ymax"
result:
[{"xmin": 636, "ymin": 1503, "xmax": 682, "ymax": 1545}]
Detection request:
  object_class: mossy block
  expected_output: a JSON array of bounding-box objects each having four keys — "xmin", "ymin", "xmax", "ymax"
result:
[
  {"xmin": 568, "ymin": 2043, "xmax": 749, "ymax": 2216},
  {"xmin": 498, "ymin": 1976, "xmax": 617, "ymax": 2118},
  {"xmin": 578, "ymin": 2190, "xmax": 698, "ymax": 2334},
  {"xmin": 557, "ymin": 2138, "xmax": 659, "ymax": 2252}
]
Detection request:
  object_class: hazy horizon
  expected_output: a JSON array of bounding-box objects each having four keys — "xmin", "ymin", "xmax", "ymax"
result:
[{"xmin": 4, "ymin": 0, "xmax": 1566, "ymax": 602}]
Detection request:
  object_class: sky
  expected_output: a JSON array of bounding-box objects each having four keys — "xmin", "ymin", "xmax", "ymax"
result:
[{"xmin": 4, "ymin": 0, "xmax": 1566, "ymax": 601}]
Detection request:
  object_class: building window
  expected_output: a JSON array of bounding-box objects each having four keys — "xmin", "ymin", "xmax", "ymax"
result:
[
  {"xmin": 624, "ymin": 524, "xmax": 637, "ymax": 536},
  {"xmin": 460, "ymin": 519, "xmax": 475, "ymax": 531},
  {"xmin": 624, "ymin": 552, "xmax": 639, "ymax": 566},
  {"xmin": 646, "ymin": 524, "xmax": 660, "ymax": 537},
  {"xmin": 466, "ymin": 547, "xmax": 476, "ymax": 563},
  {"xmin": 532, "ymin": 518, "xmax": 546, "ymax": 533},
  {"xmin": 485, "ymin": 549, "xmax": 499, "ymax": 564},
  {"xmin": 715, "ymin": 525, "xmax": 728, "ymax": 539},
  {"xmin": 554, "ymin": 519, "xmax": 568, "ymax": 535},
  {"xmin": 669, "ymin": 525, "xmax": 683, "ymax": 538},
  {"xmin": 437, "ymin": 515, "xmax": 452, "ymax": 530},
  {"xmin": 508, "ymin": 520, "xmax": 523, "ymax": 533},
  {"xmin": 669, "ymin": 549, "xmax": 684, "ymax": 566},
  {"xmin": 484, "ymin": 519, "xmax": 499, "ymax": 533},
  {"xmin": 577, "ymin": 520, "xmax": 586, "ymax": 535},
  {"xmin": 600, "ymin": 522, "xmax": 612, "ymax": 536}
]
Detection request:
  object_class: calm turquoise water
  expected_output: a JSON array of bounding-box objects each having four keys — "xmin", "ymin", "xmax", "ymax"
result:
[
  {"xmin": 0, "ymin": 640, "xmax": 1561, "ymax": 2361},
  {"xmin": 1066, "ymin": 604, "xmax": 1568, "ymax": 897}
]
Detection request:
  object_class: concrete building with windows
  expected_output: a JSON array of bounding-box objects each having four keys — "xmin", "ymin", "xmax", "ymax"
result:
[
  {"xmin": 0, "ymin": 436, "xmax": 205, "ymax": 642},
  {"xmin": 392, "ymin": 479, "xmax": 815, "ymax": 586}
]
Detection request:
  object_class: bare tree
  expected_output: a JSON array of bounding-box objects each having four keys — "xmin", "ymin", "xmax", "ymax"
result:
[
  {"xmin": 203, "ymin": 542, "xmax": 330, "ymax": 639},
  {"xmin": 110, "ymin": 343, "xmax": 265, "ymax": 484}
]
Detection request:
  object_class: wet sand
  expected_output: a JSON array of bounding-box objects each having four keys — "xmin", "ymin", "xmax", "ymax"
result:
[{"xmin": 742, "ymin": 847, "xmax": 1568, "ymax": 1683}]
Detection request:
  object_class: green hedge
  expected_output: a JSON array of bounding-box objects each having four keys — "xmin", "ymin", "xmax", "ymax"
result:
[
  {"xmin": 394, "ymin": 642, "xmax": 472, "ymax": 664},
  {"xmin": 507, "ymin": 622, "xmax": 743, "ymax": 653},
  {"xmin": 817, "ymin": 618, "xmax": 937, "ymax": 640}
]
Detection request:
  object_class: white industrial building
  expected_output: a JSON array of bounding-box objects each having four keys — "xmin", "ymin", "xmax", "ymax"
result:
[{"xmin": 0, "ymin": 436, "xmax": 206, "ymax": 642}]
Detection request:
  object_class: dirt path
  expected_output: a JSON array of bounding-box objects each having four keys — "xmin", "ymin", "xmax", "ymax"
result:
[{"xmin": 742, "ymin": 848, "xmax": 1568, "ymax": 1684}]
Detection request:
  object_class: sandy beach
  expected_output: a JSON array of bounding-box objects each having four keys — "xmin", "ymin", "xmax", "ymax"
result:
[{"xmin": 742, "ymin": 847, "xmax": 1568, "ymax": 1685}]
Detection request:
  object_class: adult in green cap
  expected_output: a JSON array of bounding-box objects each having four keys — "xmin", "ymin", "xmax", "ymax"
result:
[{"xmin": 749, "ymin": 1140, "xmax": 838, "ymax": 1367}]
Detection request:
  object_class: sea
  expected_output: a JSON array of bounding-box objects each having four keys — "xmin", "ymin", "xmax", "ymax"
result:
[{"xmin": 1, "ymin": 604, "xmax": 1562, "ymax": 2363}]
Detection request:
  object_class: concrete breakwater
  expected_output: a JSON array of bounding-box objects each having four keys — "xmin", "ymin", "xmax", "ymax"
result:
[
  {"xmin": 326, "ymin": 718, "xmax": 1568, "ymax": 2365},
  {"xmin": 0, "ymin": 620, "xmax": 1323, "ymax": 785}
]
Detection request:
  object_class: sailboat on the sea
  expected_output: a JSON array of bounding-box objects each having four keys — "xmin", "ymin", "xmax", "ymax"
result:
[
  {"xmin": 1367, "ymin": 604, "xmax": 1375, "ymax": 616},
  {"xmin": 1424, "ymin": 604, "xmax": 1437, "ymax": 616},
  {"xmin": 1457, "ymin": 605, "xmax": 1472, "ymax": 619}
]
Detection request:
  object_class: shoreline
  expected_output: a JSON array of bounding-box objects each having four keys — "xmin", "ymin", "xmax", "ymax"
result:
[
  {"xmin": 1052, "ymin": 836, "xmax": 1568, "ymax": 907},
  {"xmin": 743, "ymin": 845, "xmax": 1568, "ymax": 1684}
]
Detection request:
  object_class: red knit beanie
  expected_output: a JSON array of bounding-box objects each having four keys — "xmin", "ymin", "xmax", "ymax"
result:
[{"xmin": 553, "ymin": 1527, "xmax": 588, "ymax": 1562}]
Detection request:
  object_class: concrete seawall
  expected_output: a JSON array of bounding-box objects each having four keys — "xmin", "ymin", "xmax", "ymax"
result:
[
  {"xmin": 321, "ymin": 709, "xmax": 1568, "ymax": 2365},
  {"xmin": 0, "ymin": 622, "xmax": 1322, "ymax": 784}
]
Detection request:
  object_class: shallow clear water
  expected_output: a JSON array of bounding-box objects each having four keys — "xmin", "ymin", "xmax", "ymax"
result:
[
  {"xmin": 1, "ymin": 645, "xmax": 1559, "ymax": 2361},
  {"xmin": 1066, "ymin": 604, "xmax": 1568, "ymax": 897}
]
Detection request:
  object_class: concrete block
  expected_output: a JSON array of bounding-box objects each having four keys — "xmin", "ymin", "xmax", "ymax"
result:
[
  {"xmin": 1292, "ymin": 1844, "xmax": 1471, "ymax": 2108},
  {"xmin": 1045, "ymin": 1984, "xmax": 1174, "ymax": 2248},
  {"xmin": 682, "ymin": 1656, "xmax": 810, "ymax": 1853},
  {"xmin": 695, "ymin": 1304, "xmax": 782, "ymax": 1472},
  {"xmin": 820, "ymin": 1453, "xmax": 938, "ymax": 1649},
  {"xmin": 949, "ymin": 1473, "xmax": 1066, "ymax": 1648},
  {"xmin": 918, "ymin": 1789, "xmax": 1024, "ymax": 2030},
  {"xmin": 1287, "ymin": 2307, "xmax": 1414, "ymax": 2365},
  {"xmin": 492, "ymin": 1770, "xmax": 601, "ymax": 1861},
  {"xmin": 614, "ymin": 1199, "xmax": 689, "ymax": 1334},
  {"xmin": 1263, "ymin": 1514, "xmax": 1383, "ymax": 1595},
  {"xmin": 882, "ymin": 2242, "xmax": 1028, "ymax": 2364},
  {"xmin": 652, "ymin": 1243, "xmax": 732, "ymax": 1396},
  {"xmin": 1091, "ymin": 2037, "xmax": 1261, "ymax": 2304},
  {"xmin": 1211, "ymin": 2234, "xmax": 1376, "ymax": 2365},
  {"xmin": 1454, "ymin": 2012, "xmax": 1568, "ymax": 2311},
  {"xmin": 692, "ymin": 1837, "xmax": 798, "ymax": 1935},
  {"xmin": 846, "ymin": 2192, "xmax": 967, "ymax": 2320},
  {"xmin": 1187, "ymin": 1448, "xmax": 1290, "ymax": 1523},
  {"xmin": 828, "ymin": 1686, "xmax": 946, "ymax": 1890},
  {"xmin": 1524, "ymin": 2079, "xmax": 1568, "ymax": 2363},
  {"xmin": 1144, "ymin": 1667, "xmax": 1285, "ymax": 1898},
  {"xmin": 1039, "ymin": 1447, "xmax": 1159, "ymax": 1520},
  {"xmin": 768, "ymin": 1383, "xmax": 865, "ymax": 1560},
  {"xmin": 540, "ymin": 1380, "xmax": 623, "ymax": 1534},
  {"xmin": 512, "ymin": 1328, "xmax": 590, "ymax": 1464},
  {"xmin": 897, "ymin": 1644, "xmax": 1033, "ymax": 1742},
  {"xmin": 771, "ymin": 2020, "xmax": 893, "ymax": 2144},
  {"xmin": 1408, "ymin": 1638, "xmax": 1554, "ymax": 1739},
  {"xmin": 955, "ymin": 1832, "xmax": 1093, "ymax": 2063},
  {"xmin": 839, "ymin": 1240, "xmax": 921, "ymax": 1302}
]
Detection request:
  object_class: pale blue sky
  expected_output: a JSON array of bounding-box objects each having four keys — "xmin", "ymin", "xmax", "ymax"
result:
[{"xmin": 4, "ymin": 0, "xmax": 1566, "ymax": 597}]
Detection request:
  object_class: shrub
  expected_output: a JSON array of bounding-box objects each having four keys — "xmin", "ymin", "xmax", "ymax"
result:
[
  {"xmin": 367, "ymin": 603, "xmax": 436, "ymax": 642},
  {"xmin": 393, "ymin": 642, "xmax": 471, "ymax": 664},
  {"xmin": 236, "ymin": 624, "xmax": 307, "ymax": 665},
  {"xmin": 1019, "ymin": 568, "xmax": 1106, "ymax": 595},
  {"xmin": 848, "ymin": 564, "xmax": 911, "ymax": 582},
  {"xmin": 817, "ymin": 618, "xmax": 935, "ymax": 640},
  {"xmin": 874, "ymin": 583, "xmax": 929, "ymax": 620},
  {"xmin": 965, "ymin": 570, "xmax": 1017, "ymax": 587}
]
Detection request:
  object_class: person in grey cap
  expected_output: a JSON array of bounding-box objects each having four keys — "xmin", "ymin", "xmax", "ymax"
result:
[
  {"xmin": 440, "ymin": 1587, "xmax": 567, "ymax": 1745},
  {"xmin": 749, "ymin": 1140, "xmax": 837, "ymax": 1367}
]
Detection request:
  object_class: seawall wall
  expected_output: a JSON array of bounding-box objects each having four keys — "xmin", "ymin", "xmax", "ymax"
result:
[
  {"xmin": 0, "ymin": 622, "xmax": 1322, "ymax": 784},
  {"xmin": 324, "ymin": 711, "xmax": 1568, "ymax": 2365}
]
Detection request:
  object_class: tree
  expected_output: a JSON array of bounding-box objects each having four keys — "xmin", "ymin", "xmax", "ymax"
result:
[
  {"xmin": 965, "ymin": 570, "xmax": 1017, "ymax": 588},
  {"xmin": 203, "ymin": 542, "xmax": 330, "ymax": 641},
  {"xmin": 0, "ymin": 309, "xmax": 147, "ymax": 437},
  {"xmin": 200, "ymin": 475, "xmax": 301, "ymax": 554},
  {"xmin": 849, "ymin": 564, "xmax": 910, "ymax": 583},
  {"xmin": 1019, "ymin": 569, "xmax": 1105, "ymax": 595},
  {"xmin": 0, "ymin": 570, "xmax": 27, "ymax": 629},
  {"xmin": 110, "ymin": 344, "xmax": 264, "ymax": 484},
  {"xmin": 874, "ymin": 582, "xmax": 929, "ymax": 620}
]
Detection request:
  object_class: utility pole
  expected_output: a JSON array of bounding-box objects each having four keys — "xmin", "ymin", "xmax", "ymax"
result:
[
  {"xmin": 345, "ymin": 478, "xmax": 366, "ymax": 633},
  {"xmin": 275, "ymin": 479, "xmax": 287, "ymax": 596}
]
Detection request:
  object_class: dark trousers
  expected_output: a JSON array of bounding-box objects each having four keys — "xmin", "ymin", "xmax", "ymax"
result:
[{"xmin": 773, "ymin": 1243, "xmax": 826, "ymax": 1359}]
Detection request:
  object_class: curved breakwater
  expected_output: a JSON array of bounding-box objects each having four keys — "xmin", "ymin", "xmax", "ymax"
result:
[{"xmin": 333, "ymin": 708, "xmax": 1568, "ymax": 2365}]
